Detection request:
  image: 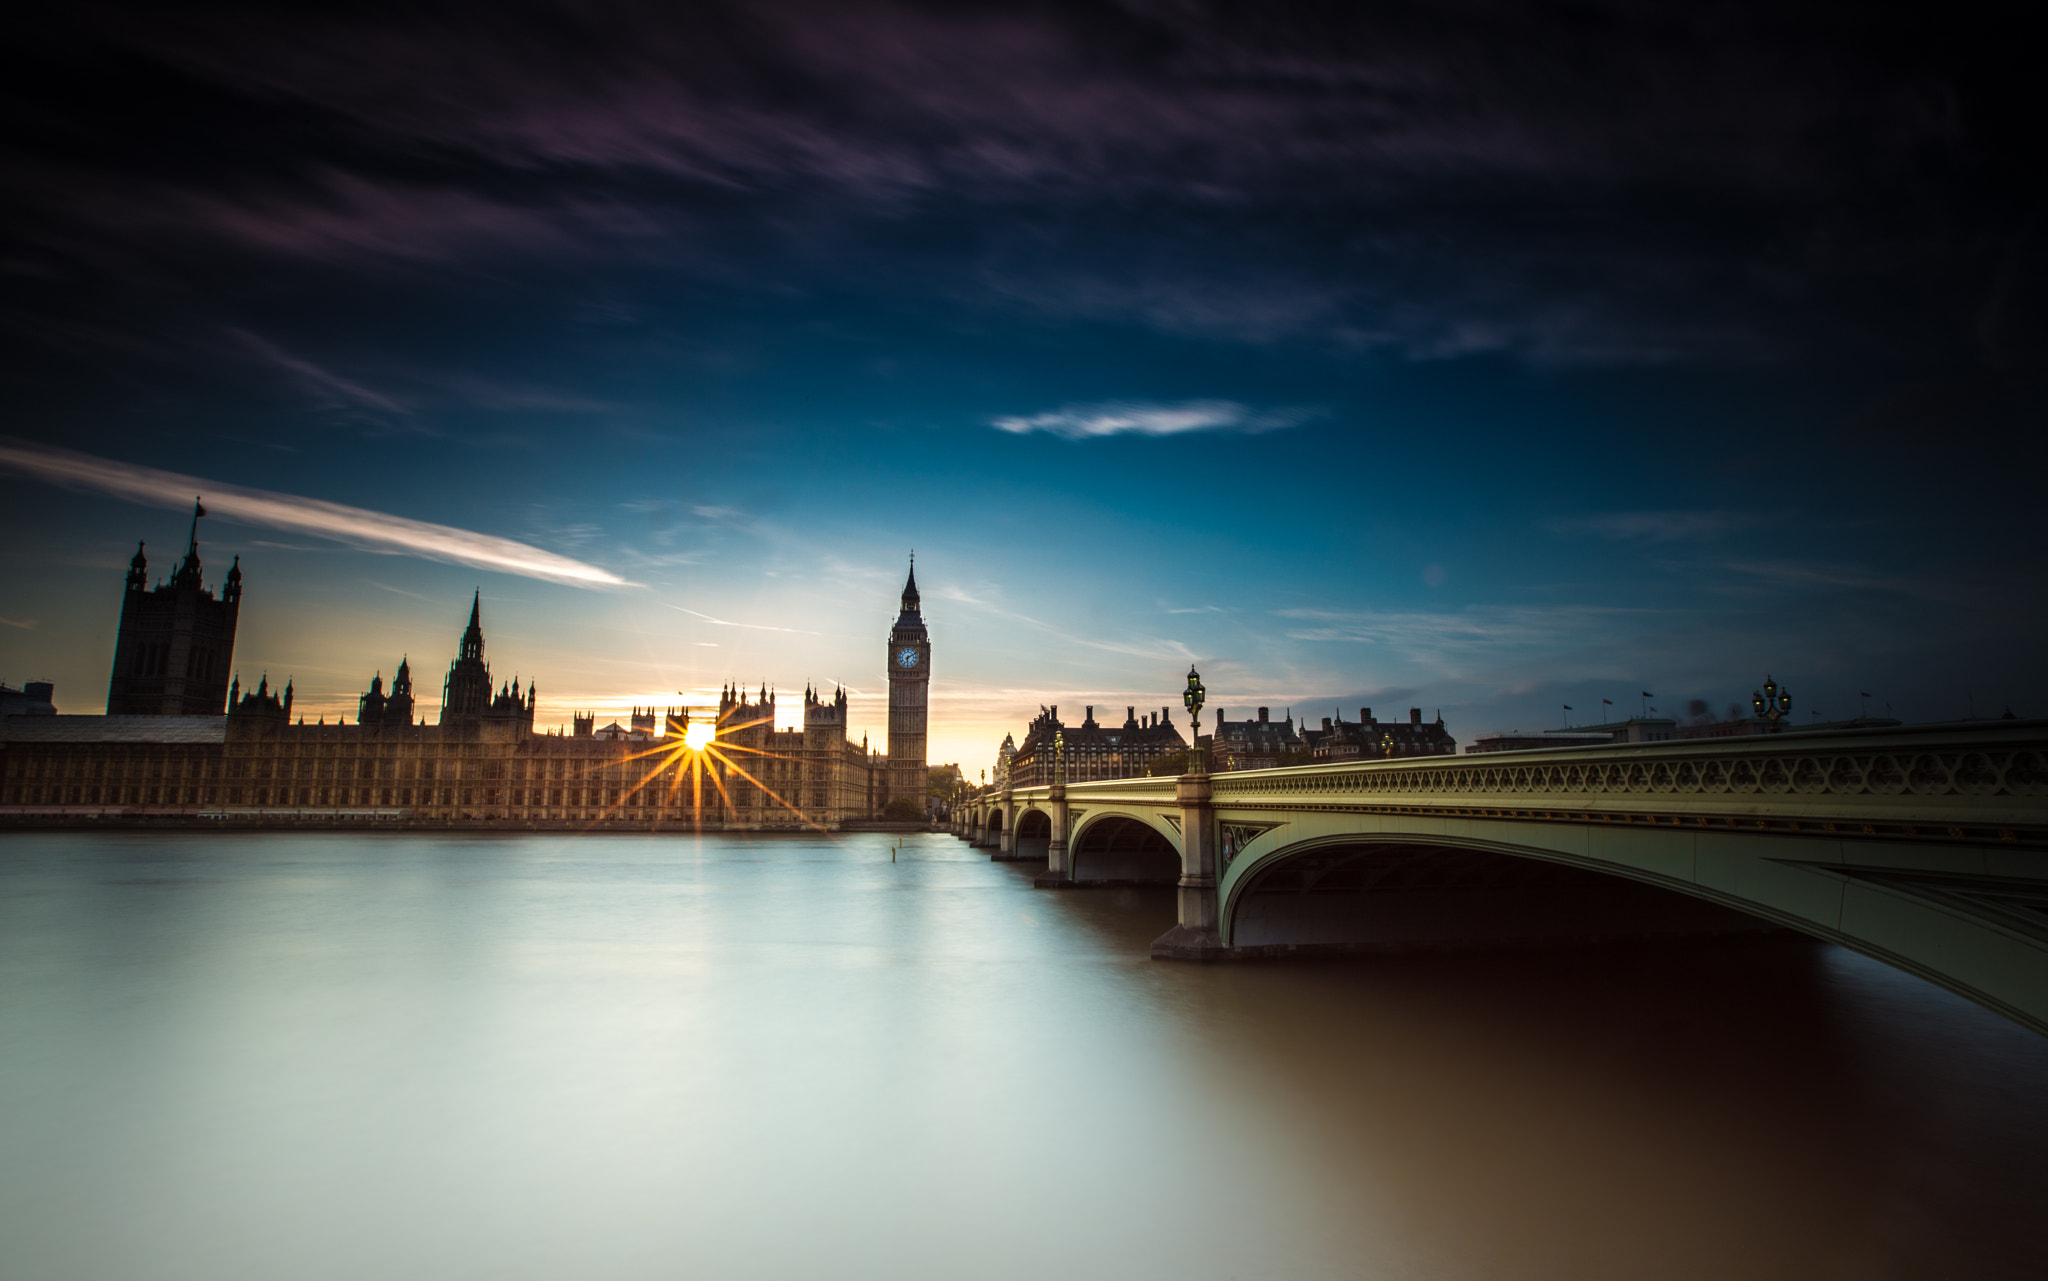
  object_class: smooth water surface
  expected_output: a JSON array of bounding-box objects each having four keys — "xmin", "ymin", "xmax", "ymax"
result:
[{"xmin": 2, "ymin": 832, "xmax": 2044, "ymax": 1280}]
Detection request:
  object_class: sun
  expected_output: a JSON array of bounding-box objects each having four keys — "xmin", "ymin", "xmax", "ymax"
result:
[{"xmin": 683, "ymin": 721, "xmax": 717, "ymax": 752}]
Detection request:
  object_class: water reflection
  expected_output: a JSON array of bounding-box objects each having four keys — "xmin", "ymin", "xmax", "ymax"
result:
[{"xmin": 1, "ymin": 832, "xmax": 2042, "ymax": 1280}]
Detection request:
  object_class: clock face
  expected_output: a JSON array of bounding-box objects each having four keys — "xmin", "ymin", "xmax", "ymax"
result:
[{"xmin": 896, "ymin": 647, "xmax": 920, "ymax": 669}]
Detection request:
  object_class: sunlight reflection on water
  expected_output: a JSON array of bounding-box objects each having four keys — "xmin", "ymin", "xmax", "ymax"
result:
[{"xmin": 1, "ymin": 831, "xmax": 2043, "ymax": 1280}]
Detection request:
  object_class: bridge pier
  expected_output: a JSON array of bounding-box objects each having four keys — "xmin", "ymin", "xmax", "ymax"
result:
[
  {"xmin": 994, "ymin": 790, "xmax": 1019, "ymax": 860},
  {"xmin": 1033, "ymin": 784, "xmax": 1073, "ymax": 887},
  {"xmin": 1152, "ymin": 773, "xmax": 1228, "ymax": 960}
]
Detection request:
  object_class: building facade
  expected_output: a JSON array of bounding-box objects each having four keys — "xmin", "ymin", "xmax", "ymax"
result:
[
  {"xmin": 1301, "ymin": 707, "xmax": 1457, "ymax": 761},
  {"xmin": 4, "ymin": 554, "xmax": 924, "ymax": 830},
  {"xmin": 1208, "ymin": 706, "xmax": 1308, "ymax": 771},
  {"xmin": 1004, "ymin": 703, "xmax": 1188, "ymax": 786}
]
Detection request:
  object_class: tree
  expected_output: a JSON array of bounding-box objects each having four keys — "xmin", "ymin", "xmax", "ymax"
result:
[{"xmin": 881, "ymin": 797, "xmax": 923, "ymax": 821}]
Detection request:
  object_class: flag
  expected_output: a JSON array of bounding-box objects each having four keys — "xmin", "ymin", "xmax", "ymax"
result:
[
  {"xmin": 1563, "ymin": 705, "xmax": 1573, "ymax": 711},
  {"xmin": 1602, "ymin": 699, "xmax": 1612, "ymax": 705},
  {"xmin": 1860, "ymin": 691, "xmax": 1873, "ymax": 698},
  {"xmin": 194, "ymin": 498, "xmax": 206, "ymax": 518},
  {"xmin": 1642, "ymin": 691, "xmax": 1653, "ymax": 698}
]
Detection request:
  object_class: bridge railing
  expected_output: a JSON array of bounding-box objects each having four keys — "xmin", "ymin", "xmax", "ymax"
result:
[{"xmin": 1005, "ymin": 721, "xmax": 2048, "ymax": 835}]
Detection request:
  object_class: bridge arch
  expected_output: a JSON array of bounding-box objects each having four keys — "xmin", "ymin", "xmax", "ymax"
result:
[
  {"xmin": 1221, "ymin": 832, "xmax": 1764, "ymax": 952},
  {"xmin": 1069, "ymin": 811, "xmax": 1181, "ymax": 884},
  {"xmin": 982, "ymin": 808, "xmax": 1003, "ymax": 844},
  {"xmin": 1015, "ymin": 807, "xmax": 1053, "ymax": 860}
]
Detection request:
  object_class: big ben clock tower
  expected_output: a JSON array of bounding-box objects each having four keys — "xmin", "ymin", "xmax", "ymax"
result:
[{"xmin": 885, "ymin": 556, "xmax": 930, "ymax": 810}]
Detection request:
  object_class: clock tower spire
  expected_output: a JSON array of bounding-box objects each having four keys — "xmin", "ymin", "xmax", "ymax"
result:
[{"xmin": 885, "ymin": 553, "xmax": 930, "ymax": 815}]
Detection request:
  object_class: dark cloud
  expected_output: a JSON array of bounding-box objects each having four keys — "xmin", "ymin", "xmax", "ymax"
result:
[{"xmin": 2, "ymin": 0, "xmax": 2035, "ymax": 370}]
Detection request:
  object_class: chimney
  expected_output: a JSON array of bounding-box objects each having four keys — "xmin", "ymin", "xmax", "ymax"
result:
[
  {"xmin": 1161, "ymin": 706, "xmax": 1171, "ymax": 723},
  {"xmin": 1410, "ymin": 708, "xmax": 1422, "ymax": 725},
  {"xmin": 1361, "ymin": 708, "xmax": 1372, "ymax": 723},
  {"xmin": 1322, "ymin": 717, "xmax": 1333, "ymax": 731},
  {"xmin": 1258, "ymin": 707, "xmax": 1269, "ymax": 722}
]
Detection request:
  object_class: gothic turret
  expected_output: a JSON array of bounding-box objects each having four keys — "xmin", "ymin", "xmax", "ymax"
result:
[
  {"xmin": 387, "ymin": 657, "xmax": 415, "ymax": 725},
  {"xmin": 172, "ymin": 500, "xmax": 205, "ymax": 590},
  {"xmin": 899, "ymin": 560, "xmax": 920, "ymax": 615},
  {"xmin": 441, "ymin": 592, "xmax": 495, "ymax": 726},
  {"xmin": 459, "ymin": 590, "xmax": 484, "ymax": 661},
  {"xmin": 229, "ymin": 674, "xmax": 289, "ymax": 723},
  {"xmin": 106, "ymin": 503, "xmax": 241, "ymax": 716},
  {"xmin": 359, "ymin": 672, "xmax": 387, "ymax": 726}
]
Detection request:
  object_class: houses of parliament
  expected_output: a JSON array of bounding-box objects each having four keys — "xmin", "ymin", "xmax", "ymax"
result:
[{"xmin": 0, "ymin": 511, "xmax": 933, "ymax": 829}]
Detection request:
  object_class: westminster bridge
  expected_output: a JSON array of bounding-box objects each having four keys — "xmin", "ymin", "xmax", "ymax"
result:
[{"xmin": 953, "ymin": 721, "xmax": 2048, "ymax": 1036}]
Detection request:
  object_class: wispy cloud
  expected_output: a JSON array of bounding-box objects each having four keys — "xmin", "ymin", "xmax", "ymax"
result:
[
  {"xmin": 437, "ymin": 376, "xmax": 618, "ymax": 414},
  {"xmin": 231, "ymin": 328, "xmax": 409, "ymax": 418},
  {"xmin": 365, "ymin": 580, "xmax": 435, "ymax": 601},
  {"xmin": 939, "ymin": 583, "xmax": 1196, "ymax": 662},
  {"xmin": 0, "ymin": 616, "xmax": 36, "ymax": 630},
  {"xmin": 1714, "ymin": 558, "xmax": 1920, "ymax": 592},
  {"xmin": 0, "ymin": 439, "xmax": 629, "ymax": 588},
  {"xmin": 990, "ymin": 400, "xmax": 1318, "ymax": 440},
  {"xmin": 1547, "ymin": 510, "xmax": 1760, "ymax": 542},
  {"xmin": 1276, "ymin": 605, "xmax": 1643, "ymax": 656}
]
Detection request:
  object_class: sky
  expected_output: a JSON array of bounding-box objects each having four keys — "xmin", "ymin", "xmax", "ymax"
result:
[{"xmin": 2, "ymin": 0, "xmax": 2043, "ymax": 772}]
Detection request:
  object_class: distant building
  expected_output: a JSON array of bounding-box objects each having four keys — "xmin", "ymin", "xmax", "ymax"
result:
[
  {"xmin": 992, "ymin": 733, "xmax": 1015, "ymax": 789},
  {"xmin": 1465, "ymin": 731, "xmax": 1613, "ymax": 754},
  {"xmin": 1466, "ymin": 711, "xmax": 1904, "ymax": 753},
  {"xmin": 3, "ymin": 561, "xmax": 913, "ymax": 829},
  {"xmin": 1005, "ymin": 703, "xmax": 1187, "ymax": 785},
  {"xmin": 1209, "ymin": 706, "xmax": 1307, "ymax": 771},
  {"xmin": 1675, "ymin": 714, "xmax": 1900, "ymax": 739},
  {"xmin": 1, "ymin": 681, "xmax": 56, "ymax": 719},
  {"xmin": 1466, "ymin": 717, "xmax": 1672, "ymax": 753},
  {"xmin": 1303, "ymin": 707, "xmax": 1457, "ymax": 761},
  {"xmin": 106, "ymin": 505, "xmax": 242, "ymax": 716},
  {"xmin": 586, "ymin": 709, "xmax": 664, "ymax": 742}
]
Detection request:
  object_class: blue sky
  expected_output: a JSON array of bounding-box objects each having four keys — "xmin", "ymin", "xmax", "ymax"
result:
[{"xmin": 2, "ymin": 1, "xmax": 2042, "ymax": 771}]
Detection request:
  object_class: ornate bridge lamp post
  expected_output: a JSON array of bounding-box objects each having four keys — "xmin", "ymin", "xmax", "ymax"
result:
[
  {"xmin": 1753, "ymin": 676, "xmax": 1792, "ymax": 733},
  {"xmin": 1155, "ymin": 664, "xmax": 1225, "ymax": 960},
  {"xmin": 1041, "ymin": 728, "xmax": 1072, "ymax": 885}
]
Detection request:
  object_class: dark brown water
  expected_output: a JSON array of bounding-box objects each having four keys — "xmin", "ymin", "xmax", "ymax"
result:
[{"xmin": 2, "ymin": 831, "xmax": 2043, "ymax": 1280}]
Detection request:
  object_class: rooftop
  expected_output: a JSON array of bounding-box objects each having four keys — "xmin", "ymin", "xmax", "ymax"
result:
[{"xmin": 0, "ymin": 715, "xmax": 228, "ymax": 744}]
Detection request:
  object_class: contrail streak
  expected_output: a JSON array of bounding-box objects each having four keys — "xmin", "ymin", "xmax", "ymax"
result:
[
  {"xmin": 0, "ymin": 438, "xmax": 629, "ymax": 588},
  {"xmin": 665, "ymin": 604, "xmax": 822, "ymax": 635}
]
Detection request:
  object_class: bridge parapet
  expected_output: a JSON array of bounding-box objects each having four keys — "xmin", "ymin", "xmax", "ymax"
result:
[{"xmin": 1009, "ymin": 722, "xmax": 2048, "ymax": 843}]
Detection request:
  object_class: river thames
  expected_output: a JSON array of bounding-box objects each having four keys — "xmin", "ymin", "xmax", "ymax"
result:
[{"xmin": 2, "ymin": 831, "xmax": 2044, "ymax": 1279}]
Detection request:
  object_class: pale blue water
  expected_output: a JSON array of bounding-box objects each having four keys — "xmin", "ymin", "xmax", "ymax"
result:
[{"xmin": 2, "ymin": 831, "xmax": 2044, "ymax": 1280}]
